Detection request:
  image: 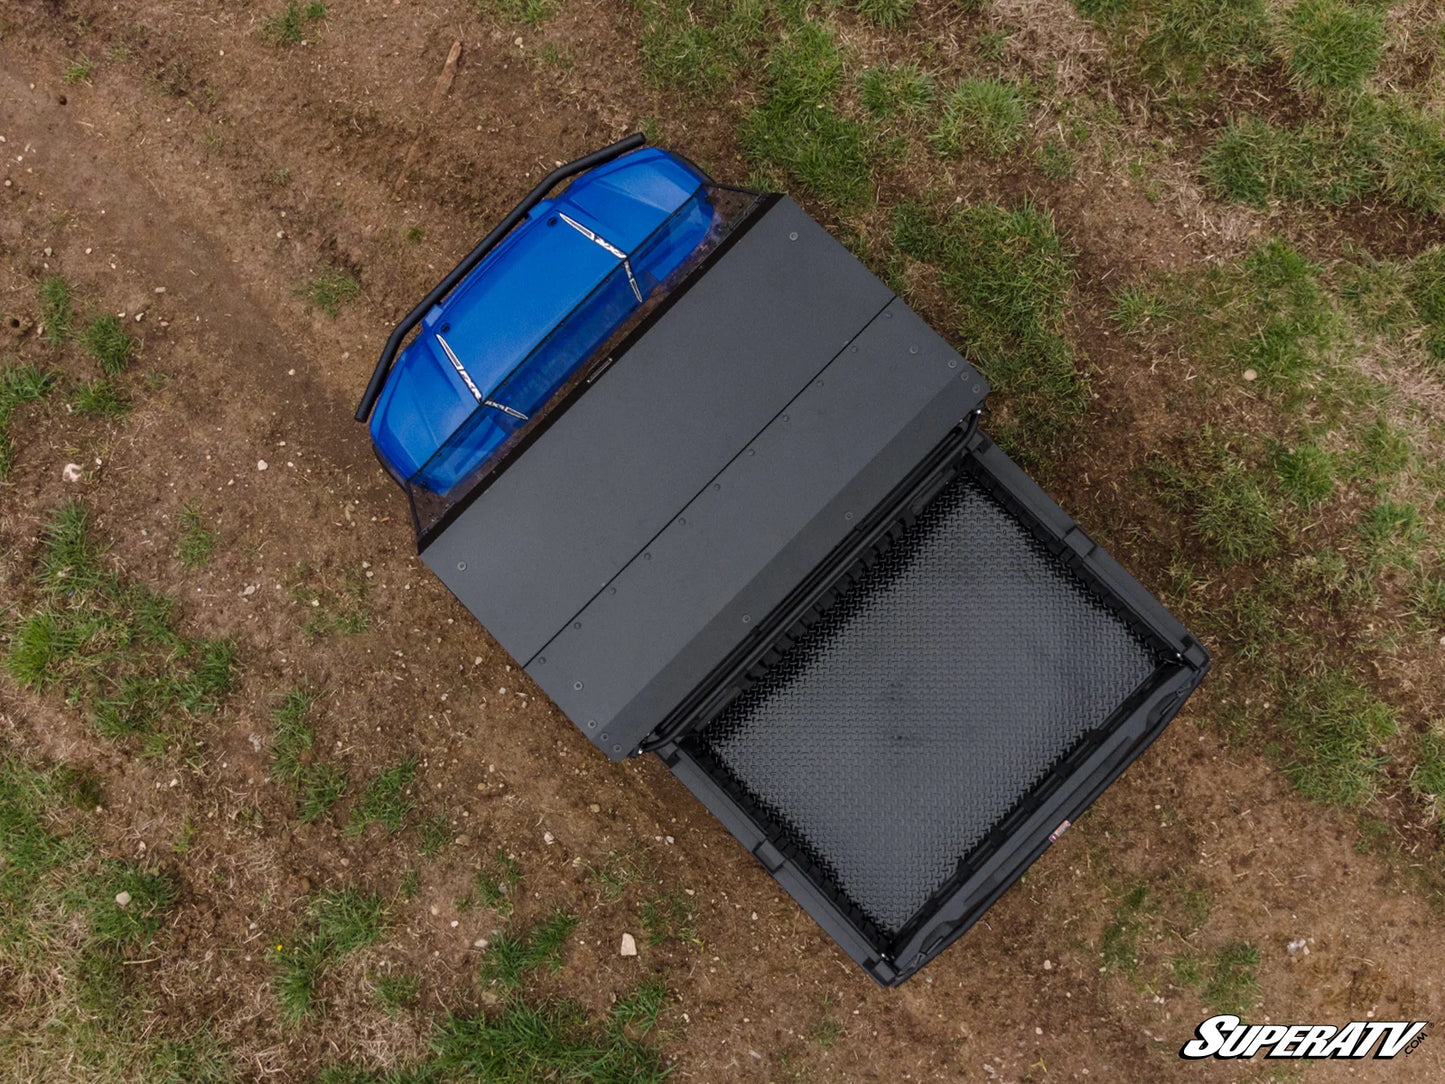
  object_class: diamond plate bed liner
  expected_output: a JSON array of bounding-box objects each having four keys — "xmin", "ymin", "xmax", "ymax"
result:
[
  {"xmin": 683, "ymin": 464, "xmax": 1164, "ymax": 937},
  {"xmin": 657, "ymin": 429, "xmax": 1208, "ymax": 984}
]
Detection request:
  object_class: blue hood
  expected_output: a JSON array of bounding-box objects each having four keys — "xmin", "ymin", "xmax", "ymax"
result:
[{"xmin": 370, "ymin": 148, "xmax": 711, "ymax": 485}]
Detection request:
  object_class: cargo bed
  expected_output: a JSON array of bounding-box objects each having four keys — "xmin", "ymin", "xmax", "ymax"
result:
[{"xmin": 359, "ymin": 141, "xmax": 1208, "ymax": 984}]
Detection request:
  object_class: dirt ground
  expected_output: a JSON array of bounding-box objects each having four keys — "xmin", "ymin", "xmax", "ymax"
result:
[{"xmin": 1, "ymin": 0, "xmax": 1443, "ymax": 1080}]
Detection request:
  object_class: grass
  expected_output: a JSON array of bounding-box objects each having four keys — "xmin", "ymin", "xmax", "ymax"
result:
[
  {"xmin": 1201, "ymin": 942, "xmax": 1261, "ymax": 1015},
  {"xmin": 66, "ymin": 861, "xmax": 177, "ymax": 949},
  {"xmin": 65, "ymin": 54, "xmax": 93, "ymax": 84},
  {"xmin": 641, "ymin": 888, "xmax": 700, "ymax": 947},
  {"xmin": 71, "ymin": 377, "xmax": 130, "ymax": 418},
  {"xmin": 6, "ymin": 502, "xmax": 236, "ymax": 748},
  {"xmin": 932, "ymin": 78, "xmax": 1028, "ymax": 159},
  {"xmin": 739, "ymin": 23, "xmax": 874, "ymax": 211},
  {"xmin": 0, "ymin": 362, "xmax": 57, "ymax": 478},
  {"xmin": 432, "ymin": 979, "xmax": 669, "ymax": 1082},
  {"xmin": 1202, "ymin": 102, "xmax": 1445, "ymax": 215},
  {"xmin": 469, "ymin": 849, "xmax": 524, "ymax": 914},
  {"xmin": 1412, "ymin": 728, "xmax": 1445, "ymax": 821},
  {"xmin": 39, "ymin": 275, "xmax": 75, "ymax": 347},
  {"xmin": 82, "ymin": 314, "xmax": 137, "ymax": 376},
  {"xmin": 476, "ymin": 0, "xmax": 562, "ymax": 27},
  {"xmin": 177, "ymin": 503, "xmax": 217, "ymax": 568},
  {"xmin": 586, "ymin": 847, "xmax": 653, "ymax": 903},
  {"xmin": 274, "ymin": 888, "xmax": 389, "ymax": 1022},
  {"xmin": 1271, "ymin": 441, "xmax": 1333, "ymax": 509},
  {"xmin": 1281, "ymin": 671, "xmax": 1397, "ymax": 807},
  {"xmin": 270, "ymin": 687, "xmax": 350, "ymax": 823},
  {"xmin": 417, "ymin": 812, "xmax": 453, "ymax": 857},
  {"xmin": 0, "ymin": 755, "xmax": 234, "ymax": 1082},
  {"xmin": 375, "ymin": 973, "xmax": 422, "ymax": 1015},
  {"xmin": 633, "ymin": 0, "xmax": 762, "ymax": 96},
  {"xmin": 1193, "ymin": 459, "xmax": 1277, "ymax": 563},
  {"xmin": 298, "ymin": 268, "xmax": 360, "ymax": 316},
  {"xmin": 891, "ymin": 199, "xmax": 1083, "ymax": 460},
  {"xmin": 857, "ymin": 63, "xmax": 934, "ymax": 119},
  {"xmin": 854, "ymin": 0, "xmax": 913, "ymax": 29},
  {"xmin": 291, "ymin": 563, "xmax": 371, "ymax": 636},
  {"xmin": 346, "ymin": 755, "xmax": 417, "ymax": 835},
  {"xmin": 262, "ymin": 1, "xmax": 327, "ymax": 45},
  {"xmin": 1407, "ymin": 247, "xmax": 1445, "ymax": 362},
  {"xmin": 1100, "ymin": 883, "xmax": 1152, "ymax": 976},
  {"xmin": 1281, "ymin": 0, "xmax": 1384, "ymax": 93},
  {"xmin": 1110, "ymin": 286, "xmax": 1172, "ymax": 333},
  {"xmin": 480, "ymin": 909, "xmax": 580, "ymax": 986}
]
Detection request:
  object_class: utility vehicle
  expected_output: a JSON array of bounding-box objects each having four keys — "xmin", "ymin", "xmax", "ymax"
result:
[{"xmin": 356, "ymin": 135, "xmax": 1209, "ymax": 985}]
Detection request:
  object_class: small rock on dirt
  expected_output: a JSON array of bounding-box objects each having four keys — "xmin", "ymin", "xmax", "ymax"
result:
[
  {"xmin": 620, "ymin": 933, "xmax": 637, "ymax": 957},
  {"xmin": 1242, "ymin": 369, "xmax": 1258, "ymax": 382},
  {"xmin": 62, "ymin": 463, "xmax": 83, "ymax": 483},
  {"xmin": 257, "ymin": 459, "xmax": 268, "ymax": 471},
  {"xmin": 114, "ymin": 891, "xmax": 131, "ymax": 908}
]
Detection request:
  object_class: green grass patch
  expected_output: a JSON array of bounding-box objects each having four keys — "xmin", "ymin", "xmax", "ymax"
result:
[
  {"xmin": 476, "ymin": 0, "xmax": 561, "ymax": 27},
  {"xmin": 66, "ymin": 861, "xmax": 177, "ymax": 949},
  {"xmin": 1151, "ymin": 436, "xmax": 1280, "ymax": 564},
  {"xmin": 1036, "ymin": 138, "xmax": 1075, "ymax": 179},
  {"xmin": 298, "ymin": 268, "xmax": 360, "ymax": 317},
  {"xmin": 857, "ymin": 63, "xmax": 934, "ymax": 119},
  {"xmin": 1281, "ymin": 0, "xmax": 1384, "ymax": 93},
  {"xmin": 71, "ymin": 377, "xmax": 130, "ymax": 419},
  {"xmin": 1139, "ymin": 0, "xmax": 1270, "ymax": 83},
  {"xmin": 1202, "ymin": 101, "xmax": 1445, "ymax": 216},
  {"xmin": 39, "ymin": 275, "xmax": 75, "ymax": 347},
  {"xmin": 375, "ymin": 973, "xmax": 422, "ymax": 1015},
  {"xmin": 1100, "ymin": 883, "xmax": 1153, "ymax": 977},
  {"xmin": 1407, "ymin": 247, "xmax": 1445, "ymax": 362},
  {"xmin": 1281, "ymin": 670, "xmax": 1397, "ymax": 807},
  {"xmin": 739, "ymin": 23, "xmax": 874, "ymax": 211},
  {"xmin": 891, "ymin": 199, "xmax": 1084, "ymax": 460},
  {"xmin": 0, "ymin": 755, "xmax": 232, "ymax": 1081},
  {"xmin": 463, "ymin": 849, "xmax": 524, "ymax": 915},
  {"xmin": 263, "ymin": 1, "xmax": 327, "ymax": 45},
  {"xmin": 641, "ymin": 887, "xmax": 700, "ymax": 947},
  {"xmin": 268, "ymin": 686, "xmax": 349, "ymax": 822},
  {"xmin": 290, "ymin": 563, "xmax": 371, "ymax": 636},
  {"xmin": 432, "ymin": 979, "xmax": 669, "ymax": 1082},
  {"xmin": 5, "ymin": 502, "xmax": 236, "ymax": 748},
  {"xmin": 177, "ymin": 503, "xmax": 217, "ymax": 568},
  {"xmin": 1271, "ymin": 440, "xmax": 1334, "ymax": 509},
  {"xmin": 417, "ymin": 812, "xmax": 453, "ymax": 857},
  {"xmin": 586, "ymin": 847, "xmax": 653, "ymax": 903},
  {"xmin": 1350, "ymin": 414, "xmax": 1412, "ymax": 483},
  {"xmin": 274, "ymin": 888, "xmax": 389, "ymax": 1022},
  {"xmin": 82, "ymin": 314, "xmax": 137, "ymax": 376},
  {"xmin": 932, "ymin": 77, "xmax": 1028, "ymax": 158},
  {"xmin": 1110, "ymin": 285, "xmax": 1173, "ymax": 333},
  {"xmin": 65, "ymin": 55, "xmax": 94, "ymax": 84},
  {"xmin": 480, "ymin": 909, "xmax": 580, "ymax": 986},
  {"xmin": 0, "ymin": 362, "xmax": 57, "ymax": 478},
  {"xmin": 854, "ymin": 0, "xmax": 913, "ymax": 29},
  {"xmin": 1412, "ymin": 728, "xmax": 1445, "ymax": 820},
  {"xmin": 346, "ymin": 755, "xmax": 417, "ymax": 836},
  {"xmin": 632, "ymin": 0, "xmax": 762, "ymax": 95},
  {"xmin": 1201, "ymin": 942, "xmax": 1261, "ymax": 1014}
]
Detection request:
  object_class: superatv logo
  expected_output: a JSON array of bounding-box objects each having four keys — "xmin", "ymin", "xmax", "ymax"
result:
[{"xmin": 1180, "ymin": 1015, "xmax": 1429, "ymax": 1060}]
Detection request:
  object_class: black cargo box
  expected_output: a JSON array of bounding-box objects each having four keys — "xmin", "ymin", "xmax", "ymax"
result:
[{"xmin": 412, "ymin": 193, "xmax": 1209, "ymax": 985}]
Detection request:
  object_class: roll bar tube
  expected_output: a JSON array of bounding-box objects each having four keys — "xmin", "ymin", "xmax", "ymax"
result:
[{"xmin": 354, "ymin": 132, "xmax": 648, "ymax": 422}]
